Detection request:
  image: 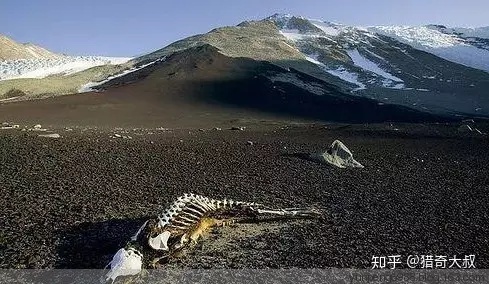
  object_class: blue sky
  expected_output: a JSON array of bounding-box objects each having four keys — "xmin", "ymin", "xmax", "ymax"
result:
[{"xmin": 1, "ymin": 0, "xmax": 488, "ymax": 57}]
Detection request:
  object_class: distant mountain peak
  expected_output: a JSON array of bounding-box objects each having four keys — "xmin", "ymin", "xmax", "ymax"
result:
[
  {"xmin": 266, "ymin": 13, "xmax": 295, "ymax": 20},
  {"xmin": 2, "ymin": 15, "xmax": 489, "ymax": 120},
  {"xmin": 0, "ymin": 34, "xmax": 60, "ymax": 60}
]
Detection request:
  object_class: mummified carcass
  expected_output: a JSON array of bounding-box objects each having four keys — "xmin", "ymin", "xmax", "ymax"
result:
[{"xmin": 104, "ymin": 193, "xmax": 322, "ymax": 282}]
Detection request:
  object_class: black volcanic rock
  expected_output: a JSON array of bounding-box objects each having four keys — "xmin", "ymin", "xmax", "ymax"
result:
[{"xmin": 0, "ymin": 124, "xmax": 488, "ymax": 269}]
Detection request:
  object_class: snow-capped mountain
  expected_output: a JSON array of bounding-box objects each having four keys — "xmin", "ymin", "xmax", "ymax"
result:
[
  {"xmin": 2, "ymin": 14, "xmax": 489, "ymax": 120},
  {"xmin": 458, "ymin": 27, "xmax": 489, "ymax": 39},
  {"xmin": 79, "ymin": 14, "xmax": 489, "ymax": 118},
  {"xmin": 0, "ymin": 34, "xmax": 131, "ymax": 81},
  {"xmin": 263, "ymin": 14, "xmax": 489, "ymax": 116},
  {"xmin": 369, "ymin": 25, "xmax": 489, "ymax": 72}
]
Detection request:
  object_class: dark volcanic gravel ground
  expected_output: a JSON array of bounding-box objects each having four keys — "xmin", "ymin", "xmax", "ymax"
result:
[{"xmin": 0, "ymin": 123, "xmax": 488, "ymax": 270}]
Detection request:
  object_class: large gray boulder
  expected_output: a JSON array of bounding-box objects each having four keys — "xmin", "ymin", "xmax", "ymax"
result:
[{"xmin": 312, "ymin": 140, "xmax": 364, "ymax": 169}]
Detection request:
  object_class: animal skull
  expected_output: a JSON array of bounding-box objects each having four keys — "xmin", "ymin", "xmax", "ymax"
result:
[{"xmin": 105, "ymin": 248, "xmax": 143, "ymax": 283}]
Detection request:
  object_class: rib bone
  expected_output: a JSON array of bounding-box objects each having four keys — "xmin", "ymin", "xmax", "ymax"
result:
[{"xmin": 105, "ymin": 193, "xmax": 322, "ymax": 283}]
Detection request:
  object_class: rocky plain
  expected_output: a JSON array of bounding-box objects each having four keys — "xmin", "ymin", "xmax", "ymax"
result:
[{"xmin": 1, "ymin": 121, "xmax": 488, "ymax": 272}]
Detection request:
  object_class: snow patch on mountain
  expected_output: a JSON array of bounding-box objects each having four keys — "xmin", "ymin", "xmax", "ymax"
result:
[
  {"xmin": 78, "ymin": 57, "xmax": 164, "ymax": 93},
  {"xmin": 326, "ymin": 67, "xmax": 366, "ymax": 90},
  {"xmin": 273, "ymin": 15, "xmax": 409, "ymax": 90},
  {"xmin": 304, "ymin": 51, "xmax": 404, "ymax": 91},
  {"xmin": 305, "ymin": 55, "xmax": 365, "ymax": 90},
  {"xmin": 369, "ymin": 26, "xmax": 489, "ymax": 72},
  {"xmin": 444, "ymin": 26, "xmax": 489, "ymax": 39},
  {"xmin": 347, "ymin": 49, "xmax": 403, "ymax": 82},
  {"xmin": 279, "ymin": 30, "xmax": 319, "ymax": 41},
  {"xmin": 370, "ymin": 26, "xmax": 462, "ymax": 48},
  {"xmin": 304, "ymin": 55, "xmax": 322, "ymax": 65},
  {"xmin": 0, "ymin": 56, "xmax": 131, "ymax": 81},
  {"xmin": 389, "ymin": 83, "xmax": 406, "ymax": 89},
  {"xmin": 364, "ymin": 49, "xmax": 386, "ymax": 61},
  {"xmin": 267, "ymin": 72, "xmax": 325, "ymax": 96},
  {"xmin": 309, "ymin": 20, "xmax": 341, "ymax": 36}
]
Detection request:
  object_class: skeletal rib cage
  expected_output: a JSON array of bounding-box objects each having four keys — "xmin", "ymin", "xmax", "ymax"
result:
[{"xmin": 105, "ymin": 193, "xmax": 322, "ymax": 282}]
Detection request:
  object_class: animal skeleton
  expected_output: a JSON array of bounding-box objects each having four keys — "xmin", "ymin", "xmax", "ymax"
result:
[{"xmin": 105, "ymin": 193, "xmax": 321, "ymax": 282}]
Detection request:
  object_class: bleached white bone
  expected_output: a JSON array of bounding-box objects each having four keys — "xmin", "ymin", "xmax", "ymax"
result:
[
  {"xmin": 169, "ymin": 224, "xmax": 187, "ymax": 230},
  {"xmin": 105, "ymin": 248, "xmax": 142, "ymax": 283},
  {"xmin": 131, "ymin": 220, "xmax": 149, "ymax": 241},
  {"xmin": 157, "ymin": 216, "xmax": 169, "ymax": 228},
  {"xmin": 105, "ymin": 193, "xmax": 322, "ymax": 283},
  {"xmin": 193, "ymin": 198, "xmax": 212, "ymax": 211},
  {"xmin": 172, "ymin": 219, "xmax": 192, "ymax": 226},
  {"xmin": 181, "ymin": 211, "xmax": 201, "ymax": 220},
  {"xmin": 185, "ymin": 207, "xmax": 205, "ymax": 216},
  {"xmin": 179, "ymin": 215, "xmax": 198, "ymax": 223},
  {"xmin": 174, "ymin": 233, "xmax": 189, "ymax": 249},
  {"xmin": 168, "ymin": 209, "xmax": 178, "ymax": 217},
  {"xmin": 255, "ymin": 208, "xmax": 320, "ymax": 217},
  {"xmin": 190, "ymin": 202, "xmax": 207, "ymax": 212},
  {"xmin": 148, "ymin": 231, "xmax": 171, "ymax": 251}
]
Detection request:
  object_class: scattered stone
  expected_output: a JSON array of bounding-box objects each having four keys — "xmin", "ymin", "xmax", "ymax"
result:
[
  {"xmin": 156, "ymin": 127, "xmax": 171, "ymax": 131},
  {"xmin": 111, "ymin": 134, "xmax": 133, "ymax": 139},
  {"xmin": 213, "ymin": 127, "xmax": 222, "ymax": 131},
  {"xmin": 458, "ymin": 125, "xmax": 473, "ymax": 133},
  {"xmin": 311, "ymin": 140, "xmax": 364, "ymax": 169},
  {"xmin": 199, "ymin": 129, "xmax": 205, "ymax": 132},
  {"xmin": 38, "ymin": 133, "xmax": 61, "ymax": 139},
  {"xmin": 231, "ymin": 127, "xmax": 246, "ymax": 131},
  {"xmin": 0, "ymin": 122, "xmax": 20, "ymax": 130},
  {"xmin": 30, "ymin": 124, "xmax": 48, "ymax": 132}
]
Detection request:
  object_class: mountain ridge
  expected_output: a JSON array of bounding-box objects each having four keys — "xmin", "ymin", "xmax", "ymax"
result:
[
  {"xmin": 123, "ymin": 14, "xmax": 489, "ymax": 117},
  {"xmin": 0, "ymin": 34, "xmax": 60, "ymax": 60},
  {"xmin": 1, "ymin": 14, "xmax": 489, "ymax": 121},
  {"xmin": 0, "ymin": 44, "xmax": 446, "ymax": 127}
]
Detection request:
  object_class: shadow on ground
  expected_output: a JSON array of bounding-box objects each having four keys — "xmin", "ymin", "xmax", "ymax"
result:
[{"xmin": 55, "ymin": 217, "xmax": 148, "ymax": 269}]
